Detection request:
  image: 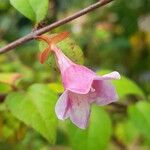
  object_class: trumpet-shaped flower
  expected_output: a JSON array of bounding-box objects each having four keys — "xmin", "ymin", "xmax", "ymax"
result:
[
  {"xmin": 37, "ymin": 32, "xmax": 121, "ymax": 129},
  {"xmin": 53, "ymin": 46, "xmax": 120, "ymax": 129}
]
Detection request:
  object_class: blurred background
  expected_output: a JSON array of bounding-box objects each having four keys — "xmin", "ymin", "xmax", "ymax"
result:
[{"xmin": 0, "ymin": 0, "xmax": 150, "ymax": 150}]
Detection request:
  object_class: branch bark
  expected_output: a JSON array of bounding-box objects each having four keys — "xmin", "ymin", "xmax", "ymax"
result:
[{"xmin": 0, "ymin": 0, "xmax": 113, "ymax": 54}]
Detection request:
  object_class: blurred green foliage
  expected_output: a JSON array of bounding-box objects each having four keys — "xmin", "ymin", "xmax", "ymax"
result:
[
  {"xmin": 5, "ymin": 84, "xmax": 58, "ymax": 143},
  {"xmin": 0, "ymin": 0, "xmax": 150, "ymax": 150}
]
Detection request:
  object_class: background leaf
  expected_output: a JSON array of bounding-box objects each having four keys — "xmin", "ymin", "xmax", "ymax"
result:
[
  {"xmin": 0, "ymin": 83, "xmax": 12, "ymax": 94},
  {"xmin": 0, "ymin": 73, "xmax": 21, "ymax": 85},
  {"xmin": 67, "ymin": 106, "xmax": 112, "ymax": 150},
  {"xmin": 5, "ymin": 84, "xmax": 58, "ymax": 143},
  {"xmin": 10, "ymin": 0, "xmax": 49, "ymax": 23},
  {"xmin": 114, "ymin": 120, "xmax": 139, "ymax": 145},
  {"xmin": 57, "ymin": 37, "xmax": 84, "ymax": 64},
  {"xmin": 48, "ymin": 82, "xmax": 64, "ymax": 94},
  {"xmin": 128, "ymin": 101, "xmax": 150, "ymax": 141}
]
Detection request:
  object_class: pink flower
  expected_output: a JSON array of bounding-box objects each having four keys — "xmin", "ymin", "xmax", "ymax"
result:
[
  {"xmin": 36, "ymin": 32, "xmax": 121, "ymax": 129},
  {"xmin": 52, "ymin": 45, "xmax": 121, "ymax": 129}
]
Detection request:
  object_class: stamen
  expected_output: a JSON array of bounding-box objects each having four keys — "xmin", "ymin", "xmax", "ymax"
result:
[{"xmin": 91, "ymin": 87, "xmax": 95, "ymax": 92}]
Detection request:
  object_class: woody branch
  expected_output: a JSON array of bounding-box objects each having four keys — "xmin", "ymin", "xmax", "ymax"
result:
[{"xmin": 0, "ymin": 0, "xmax": 113, "ymax": 54}]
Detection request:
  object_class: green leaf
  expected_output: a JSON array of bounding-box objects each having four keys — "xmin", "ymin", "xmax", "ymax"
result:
[
  {"xmin": 39, "ymin": 34, "xmax": 84, "ymax": 66},
  {"xmin": 113, "ymin": 76, "xmax": 145, "ymax": 99},
  {"xmin": 28, "ymin": 0, "xmax": 49, "ymax": 23},
  {"xmin": 67, "ymin": 106, "xmax": 112, "ymax": 150},
  {"xmin": 10, "ymin": 0, "xmax": 49, "ymax": 23},
  {"xmin": 0, "ymin": 111, "xmax": 21, "ymax": 140},
  {"xmin": 57, "ymin": 37, "xmax": 84, "ymax": 64},
  {"xmin": 0, "ymin": 73, "xmax": 21, "ymax": 85},
  {"xmin": 5, "ymin": 84, "xmax": 58, "ymax": 143},
  {"xmin": 0, "ymin": 83, "xmax": 12, "ymax": 94},
  {"xmin": 128, "ymin": 101, "xmax": 150, "ymax": 141},
  {"xmin": 97, "ymin": 70, "xmax": 145, "ymax": 99},
  {"xmin": 48, "ymin": 82, "xmax": 64, "ymax": 94},
  {"xmin": 0, "ymin": 73, "xmax": 21, "ymax": 94}
]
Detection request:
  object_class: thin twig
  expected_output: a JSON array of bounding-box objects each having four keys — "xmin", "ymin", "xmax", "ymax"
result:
[{"xmin": 0, "ymin": 0, "xmax": 113, "ymax": 54}]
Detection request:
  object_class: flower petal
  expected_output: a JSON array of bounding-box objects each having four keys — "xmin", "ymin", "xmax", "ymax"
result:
[
  {"xmin": 52, "ymin": 46, "xmax": 96, "ymax": 94},
  {"xmin": 92, "ymin": 80, "xmax": 118, "ymax": 105},
  {"xmin": 53, "ymin": 46, "xmax": 73, "ymax": 73},
  {"xmin": 95, "ymin": 71, "xmax": 121, "ymax": 81},
  {"xmin": 68, "ymin": 92, "xmax": 91, "ymax": 129},
  {"xmin": 55, "ymin": 90, "xmax": 70, "ymax": 120},
  {"xmin": 63, "ymin": 65, "xmax": 95, "ymax": 94},
  {"xmin": 102, "ymin": 71, "xmax": 121, "ymax": 80}
]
